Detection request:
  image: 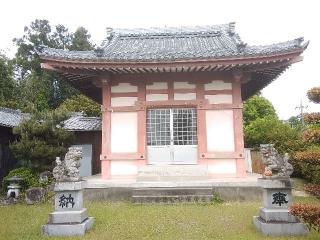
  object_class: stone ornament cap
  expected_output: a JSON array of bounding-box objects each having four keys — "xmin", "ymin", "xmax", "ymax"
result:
[
  {"xmin": 258, "ymin": 178, "xmax": 294, "ymax": 189},
  {"xmin": 54, "ymin": 181, "xmax": 87, "ymax": 191},
  {"xmin": 7, "ymin": 176, "xmax": 24, "ymax": 184}
]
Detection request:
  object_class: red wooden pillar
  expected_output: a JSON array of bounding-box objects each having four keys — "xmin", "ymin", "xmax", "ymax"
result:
[
  {"xmin": 137, "ymin": 81, "xmax": 147, "ymax": 165},
  {"xmin": 232, "ymin": 72, "xmax": 246, "ymax": 178},
  {"xmin": 101, "ymin": 78, "xmax": 111, "ymax": 179},
  {"xmin": 196, "ymin": 81, "xmax": 207, "ymax": 165}
]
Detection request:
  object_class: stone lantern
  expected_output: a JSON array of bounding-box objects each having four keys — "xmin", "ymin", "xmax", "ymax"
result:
[{"xmin": 7, "ymin": 176, "xmax": 24, "ymax": 199}]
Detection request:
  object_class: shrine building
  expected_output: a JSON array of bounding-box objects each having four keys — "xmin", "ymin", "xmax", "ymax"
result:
[{"xmin": 38, "ymin": 23, "xmax": 307, "ymax": 180}]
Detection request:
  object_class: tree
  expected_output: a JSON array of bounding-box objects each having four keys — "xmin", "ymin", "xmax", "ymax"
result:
[
  {"xmin": 12, "ymin": 19, "xmax": 95, "ymax": 111},
  {"xmin": 57, "ymin": 94, "xmax": 101, "ymax": 117},
  {"xmin": 243, "ymin": 95, "xmax": 277, "ymax": 126},
  {"xmin": 0, "ymin": 53, "xmax": 19, "ymax": 108},
  {"xmin": 10, "ymin": 109, "xmax": 74, "ymax": 172},
  {"xmin": 70, "ymin": 27, "xmax": 94, "ymax": 51},
  {"xmin": 288, "ymin": 116, "xmax": 303, "ymax": 129},
  {"xmin": 51, "ymin": 24, "xmax": 73, "ymax": 50},
  {"xmin": 244, "ymin": 116, "xmax": 305, "ymax": 154}
]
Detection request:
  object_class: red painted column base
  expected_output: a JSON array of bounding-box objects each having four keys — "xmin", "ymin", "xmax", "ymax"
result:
[
  {"xmin": 236, "ymin": 158, "xmax": 246, "ymax": 178},
  {"xmin": 101, "ymin": 160, "xmax": 111, "ymax": 179}
]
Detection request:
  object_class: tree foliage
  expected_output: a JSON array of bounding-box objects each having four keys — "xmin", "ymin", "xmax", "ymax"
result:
[
  {"xmin": 244, "ymin": 116, "xmax": 305, "ymax": 154},
  {"xmin": 307, "ymin": 87, "xmax": 320, "ymax": 104},
  {"xmin": 57, "ymin": 94, "xmax": 101, "ymax": 117},
  {"xmin": 70, "ymin": 27, "xmax": 94, "ymax": 51},
  {"xmin": 10, "ymin": 109, "xmax": 74, "ymax": 172},
  {"xmin": 242, "ymin": 95, "xmax": 303, "ymax": 153},
  {"xmin": 0, "ymin": 53, "xmax": 19, "ymax": 108},
  {"xmin": 11, "ymin": 19, "xmax": 95, "ymax": 111},
  {"xmin": 243, "ymin": 95, "xmax": 277, "ymax": 126}
]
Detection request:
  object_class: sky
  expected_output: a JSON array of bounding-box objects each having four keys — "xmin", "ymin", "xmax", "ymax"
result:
[{"xmin": 0, "ymin": 0, "xmax": 319, "ymax": 119}]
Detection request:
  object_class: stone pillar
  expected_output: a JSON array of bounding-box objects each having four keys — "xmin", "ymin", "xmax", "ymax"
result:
[
  {"xmin": 253, "ymin": 178, "xmax": 308, "ymax": 236},
  {"xmin": 42, "ymin": 181, "xmax": 94, "ymax": 236}
]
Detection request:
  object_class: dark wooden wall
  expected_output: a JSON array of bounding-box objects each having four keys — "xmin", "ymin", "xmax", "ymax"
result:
[
  {"xmin": 0, "ymin": 126, "xmax": 17, "ymax": 181},
  {"xmin": 73, "ymin": 131, "xmax": 101, "ymax": 175}
]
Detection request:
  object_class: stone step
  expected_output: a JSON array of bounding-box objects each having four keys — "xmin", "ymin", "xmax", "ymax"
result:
[
  {"xmin": 132, "ymin": 187, "xmax": 213, "ymax": 203},
  {"xmin": 132, "ymin": 195, "xmax": 213, "ymax": 203},
  {"xmin": 137, "ymin": 165, "xmax": 208, "ymax": 182},
  {"xmin": 133, "ymin": 187, "xmax": 212, "ymax": 196}
]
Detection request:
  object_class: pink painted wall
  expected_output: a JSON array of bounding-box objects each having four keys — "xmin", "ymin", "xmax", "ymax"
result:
[{"xmin": 100, "ymin": 72, "xmax": 246, "ymax": 179}]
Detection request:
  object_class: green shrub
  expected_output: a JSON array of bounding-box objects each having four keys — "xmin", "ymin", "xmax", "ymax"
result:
[
  {"xmin": 304, "ymin": 112, "xmax": 320, "ymax": 125},
  {"xmin": 2, "ymin": 167, "xmax": 38, "ymax": 192},
  {"xmin": 307, "ymin": 87, "xmax": 320, "ymax": 104},
  {"xmin": 244, "ymin": 116, "xmax": 305, "ymax": 154},
  {"xmin": 290, "ymin": 203, "xmax": 320, "ymax": 232},
  {"xmin": 211, "ymin": 192, "xmax": 224, "ymax": 204},
  {"xmin": 293, "ymin": 150, "xmax": 320, "ymax": 183},
  {"xmin": 302, "ymin": 128, "xmax": 320, "ymax": 145},
  {"xmin": 304, "ymin": 184, "xmax": 320, "ymax": 198}
]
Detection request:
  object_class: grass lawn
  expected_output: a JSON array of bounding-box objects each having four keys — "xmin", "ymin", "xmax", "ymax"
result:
[{"xmin": 0, "ymin": 196, "xmax": 319, "ymax": 240}]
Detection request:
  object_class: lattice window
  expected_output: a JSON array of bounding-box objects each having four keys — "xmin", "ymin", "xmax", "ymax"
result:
[
  {"xmin": 173, "ymin": 108, "xmax": 197, "ymax": 145},
  {"xmin": 147, "ymin": 108, "xmax": 197, "ymax": 146},
  {"xmin": 146, "ymin": 109, "xmax": 171, "ymax": 146}
]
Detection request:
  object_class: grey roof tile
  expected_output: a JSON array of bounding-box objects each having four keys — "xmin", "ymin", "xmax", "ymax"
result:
[
  {"xmin": 38, "ymin": 23, "xmax": 307, "ymax": 62},
  {"xmin": 0, "ymin": 107, "xmax": 29, "ymax": 128},
  {"xmin": 0, "ymin": 108, "xmax": 101, "ymax": 131},
  {"xmin": 63, "ymin": 114, "xmax": 101, "ymax": 131}
]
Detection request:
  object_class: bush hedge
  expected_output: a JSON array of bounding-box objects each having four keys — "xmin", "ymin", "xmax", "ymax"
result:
[
  {"xmin": 293, "ymin": 150, "xmax": 320, "ymax": 183},
  {"xmin": 2, "ymin": 167, "xmax": 38, "ymax": 192},
  {"xmin": 303, "ymin": 128, "xmax": 320, "ymax": 145},
  {"xmin": 307, "ymin": 87, "xmax": 320, "ymax": 104},
  {"xmin": 290, "ymin": 203, "xmax": 320, "ymax": 232},
  {"xmin": 304, "ymin": 112, "xmax": 320, "ymax": 125},
  {"xmin": 304, "ymin": 184, "xmax": 320, "ymax": 198}
]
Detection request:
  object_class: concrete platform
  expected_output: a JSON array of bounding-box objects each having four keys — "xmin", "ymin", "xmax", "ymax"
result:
[{"xmin": 83, "ymin": 173, "xmax": 262, "ymax": 201}]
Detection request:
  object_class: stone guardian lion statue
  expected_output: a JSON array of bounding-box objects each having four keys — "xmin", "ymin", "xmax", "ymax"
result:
[
  {"xmin": 260, "ymin": 144, "xmax": 293, "ymax": 178},
  {"xmin": 53, "ymin": 147, "xmax": 82, "ymax": 181}
]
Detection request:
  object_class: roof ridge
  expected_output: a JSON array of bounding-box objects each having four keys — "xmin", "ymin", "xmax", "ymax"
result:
[
  {"xmin": 101, "ymin": 23, "xmax": 237, "ymax": 50},
  {"xmin": 111, "ymin": 23, "xmax": 232, "ymax": 37},
  {"xmin": 100, "ymin": 23, "xmax": 235, "ymax": 47},
  {"xmin": 247, "ymin": 37, "xmax": 306, "ymax": 49},
  {"xmin": 0, "ymin": 107, "xmax": 22, "ymax": 114}
]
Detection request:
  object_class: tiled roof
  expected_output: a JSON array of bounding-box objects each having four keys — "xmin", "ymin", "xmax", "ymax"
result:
[
  {"xmin": 39, "ymin": 23, "xmax": 307, "ymax": 62},
  {"xmin": 0, "ymin": 108, "xmax": 101, "ymax": 131},
  {"xmin": 62, "ymin": 113, "xmax": 101, "ymax": 131},
  {"xmin": 0, "ymin": 107, "xmax": 29, "ymax": 128}
]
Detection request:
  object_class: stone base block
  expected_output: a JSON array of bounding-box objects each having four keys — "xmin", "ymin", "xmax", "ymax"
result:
[
  {"xmin": 49, "ymin": 208, "xmax": 88, "ymax": 224},
  {"xmin": 42, "ymin": 217, "xmax": 94, "ymax": 236},
  {"xmin": 253, "ymin": 216, "xmax": 308, "ymax": 236},
  {"xmin": 259, "ymin": 208, "xmax": 298, "ymax": 223}
]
